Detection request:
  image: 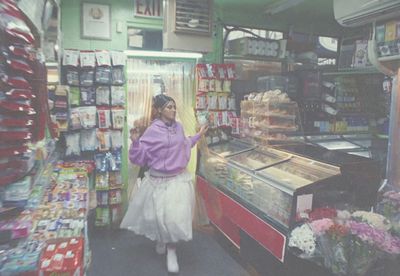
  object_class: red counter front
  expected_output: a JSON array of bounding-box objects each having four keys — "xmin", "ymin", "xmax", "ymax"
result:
[{"xmin": 197, "ymin": 176, "xmax": 286, "ymax": 262}]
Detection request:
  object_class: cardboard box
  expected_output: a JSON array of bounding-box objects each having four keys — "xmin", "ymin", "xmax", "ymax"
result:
[
  {"xmin": 39, "ymin": 238, "xmax": 84, "ymax": 276},
  {"xmin": 385, "ymin": 20, "xmax": 397, "ymax": 41}
]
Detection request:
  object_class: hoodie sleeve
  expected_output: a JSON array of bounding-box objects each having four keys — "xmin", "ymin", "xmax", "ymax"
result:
[
  {"xmin": 129, "ymin": 140, "xmax": 148, "ymax": 166},
  {"xmin": 128, "ymin": 127, "xmax": 156, "ymax": 166},
  {"xmin": 188, "ymin": 133, "xmax": 201, "ymax": 148}
]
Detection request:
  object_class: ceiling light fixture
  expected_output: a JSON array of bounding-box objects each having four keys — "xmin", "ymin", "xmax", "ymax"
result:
[
  {"xmin": 124, "ymin": 50, "xmax": 203, "ymax": 59},
  {"xmin": 264, "ymin": 0, "xmax": 305, "ymax": 15}
]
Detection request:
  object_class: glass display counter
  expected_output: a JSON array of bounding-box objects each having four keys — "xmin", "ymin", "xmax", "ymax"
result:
[
  {"xmin": 208, "ymin": 139, "xmax": 255, "ymax": 157},
  {"xmin": 224, "ymin": 151, "xmax": 340, "ymax": 229},
  {"xmin": 228, "ymin": 147, "xmax": 291, "ymax": 171},
  {"xmin": 197, "ymin": 140, "xmax": 380, "ymax": 263},
  {"xmin": 306, "ymin": 134, "xmax": 372, "ymax": 158},
  {"xmin": 198, "ymin": 139, "xmax": 254, "ymax": 186}
]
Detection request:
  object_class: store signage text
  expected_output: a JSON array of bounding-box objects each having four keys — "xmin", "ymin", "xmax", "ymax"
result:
[{"xmin": 135, "ymin": 0, "xmax": 163, "ymax": 18}]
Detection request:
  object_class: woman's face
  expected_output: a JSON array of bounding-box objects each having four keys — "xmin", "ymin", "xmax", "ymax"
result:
[{"xmin": 159, "ymin": 101, "xmax": 176, "ymax": 122}]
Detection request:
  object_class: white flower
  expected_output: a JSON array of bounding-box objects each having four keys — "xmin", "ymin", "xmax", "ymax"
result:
[
  {"xmin": 337, "ymin": 210, "xmax": 351, "ymax": 220},
  {"xmin": 289, "ymin": 224, "xmax": 316, "ymax": 257},
  {"xmin": 352, "ymin": 210, "xmax": 392, "ymax": 231}
]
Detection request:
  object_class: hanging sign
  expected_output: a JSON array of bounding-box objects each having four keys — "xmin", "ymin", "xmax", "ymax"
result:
[{"xmin": 134, "ymin": 0, "xmax": 163, "ymax": 18}]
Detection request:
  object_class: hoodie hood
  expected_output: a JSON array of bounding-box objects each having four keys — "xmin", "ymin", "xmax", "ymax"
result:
[{"xmin": 152, "ymin": 119, "xmax": 177, "ymax": 130}]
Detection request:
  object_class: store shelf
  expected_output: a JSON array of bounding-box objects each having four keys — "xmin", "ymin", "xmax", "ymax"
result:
[
  {"xmin": 304, "ymin": 131, "xmax": 371, "ymax": 136},
  {"xmin": 378, "ymin": 54, "xmax": 400, "ymax": 62},
  {"xmin": 224, "ymin": 55, "xmax": 284, "ymax": 63},
  {"xmin": 241, "ymin": 111, "xmax": 296, "ymax": 119},
  {"xmin": 376, "ymin": 134, "xmax": 389, "ymax": 139},
  {"xmin": 0, "ymin": 207, "xmax": 18, "ymax": 217},
  {"xmin": 323, "ymin": 67, "xmax": 381, "ymax": 75},
  {"xmin": 46, "ymin": 62, "xmax": 59, "ymax": 68},
  {"xmin": 336, "ymin": 111, "xmax": 371, "ymax": 116}
]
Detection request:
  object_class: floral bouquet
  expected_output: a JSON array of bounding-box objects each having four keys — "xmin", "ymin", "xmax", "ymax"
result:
[
  {"xmin": 289, "ymin": 207, "xmax": 400, "ymax": 276},
  {"xmin": 376, "ymin": 187, "xmax": 400, "ymax": 235}
]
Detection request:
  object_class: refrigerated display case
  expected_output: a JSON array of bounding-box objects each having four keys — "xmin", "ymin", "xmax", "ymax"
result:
[
  {"xmin": 274, "ymin": 143, "xmax": 382, "ymax": 208},
  {"xmin": 208, "ymin": 138, "xmax": 255, "ymax": 157},
  {"xmin": 341, "ymin": 133, "xmax": 373, "ymax": 158},
  {"xmin": 226, "ymin": 150, "xmax": 340, "ymax": 229},
  {"xmin": 197, "ymin": 138, "xmax": 382, "ymax": 264},
  {"xmin": 305, "ymin": 134, "xmax": 371, "ymax": 158},
  {"xmin": 198, "ymin": 139, "xmax": 255, "ymax": 186},
  {"xmin": 197, "ymin": 145, "xmax": 349, "ymax": 262}
]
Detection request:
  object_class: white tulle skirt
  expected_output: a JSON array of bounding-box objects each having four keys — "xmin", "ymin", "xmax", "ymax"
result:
[{"xmin": 120, "ymin": 171, "xmax": 195, "ymax": 243}]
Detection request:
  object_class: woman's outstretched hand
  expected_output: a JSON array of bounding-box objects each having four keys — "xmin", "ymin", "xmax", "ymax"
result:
[
  {"xmin": 198, "ymin": 124, "xmax": 209, "ymax": 136},
  {"xmin": 130, "ymin": 127, "xmax": 141, "ymax": 142},
  {"xmin": 130, "ymin": 117, "xmax": 148, "ymax": 142}
]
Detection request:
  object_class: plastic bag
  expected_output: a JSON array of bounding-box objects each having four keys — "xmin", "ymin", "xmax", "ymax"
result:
[
  {"xmin": 95, "ymin": 67, "xmax": 111, "ymax": 85},
  {"xmin": 0, "ymin": 14, "xmax": 35, "ymax": 44},
  {"xmin": 95, "ymin": 153, "xmax": 109, "ymax": 172},
  {"xmin": 111, "ymin": 66, "xmax": 125, "ymax": 85},
  {"xmin": 69, "ymin": 108, "xmax": 81, "ymax": 130},
  {"xmin": 4, "ymin": 88, "xmax": 35, "ymax": 100},
  {"xmin": 80, "ymin": 87, "xmax": 96, "ymax": 106},
  {"xmin": 111, "ymin": 108, "xmax": 124, "ymax": 129},
  {"xmin": 79, "ymin": 106, "xmax": 96, "ymax": 129},
  {"xmin": 65, "ymin": 132, "xmax": 81, "ymax": 156},
  {"xmin": 97, "ymin": 108, "xmax": 111, "ymax": 129},
  {"xmin": 80, "ymin": 129, "xmax": 97, "ymax": 151},
  {"xmin": 79, "ymin": 69, "xmax": 94, "ymax": 87},
  {"xmin": 109, "ymin": 149, "xmax": 122, "ymax": 171},
  {"xmin": 111, "ymin": 86, "xmax": 125, "ymax": 106},
  {"xmin": 96, "ymin": 86, "xmax": 110, "ymax": 106},
  {"xmin": 96, "ymin": 129, "xmax": 111, "ymax": 151},
  {"xmin": 95, "ymin": 172, "xmax": 109, "ymax": 190},
  {"xmin": 0, "ymin": 100, "xmax": 35, "ymax": 115},
  {"xmin": 65, "ymin": 69, "xmax": 80, "ymax": 86},
  {"xmin": 69, "ymin": 86, "xmax": 80, "ymax": 106},
  {"xmin": 110, "ymin": 130, "xmax": 123, "ymax": 149},
  {"xmin": 6, "ymin": 58, "xmax": 33, "ymax": 75}
]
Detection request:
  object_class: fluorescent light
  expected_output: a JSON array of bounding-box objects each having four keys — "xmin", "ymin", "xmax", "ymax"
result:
[
  {"xmin": 124, "ymin": 50, "xmax": 203, "ymax": 59},
  {"xmin": 265, "ymin": 0, "xmax": 304, "ymax": 15}
]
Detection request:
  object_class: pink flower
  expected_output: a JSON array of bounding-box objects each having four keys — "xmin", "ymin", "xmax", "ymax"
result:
[
  {"xmin": 310, "ymin": 218, "xmax": 334, "ymax": 236},
  {"xmin": 347, "ymin": 220, "xmax": 400, "ymax": 254}
]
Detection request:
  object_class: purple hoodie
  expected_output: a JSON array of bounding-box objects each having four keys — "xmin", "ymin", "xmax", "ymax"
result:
[{"xmin": 129, "ymin": 119, "xmax": 201, "ymax": 174}]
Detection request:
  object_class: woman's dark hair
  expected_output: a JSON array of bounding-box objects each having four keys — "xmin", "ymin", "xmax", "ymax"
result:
[
  {"xmin": 153, "ymin": 94, "xmax": 175, "ymax": 109},
  {"xmin": 151, "ymin": 94, "xmax": 176, "ymax": 120}
]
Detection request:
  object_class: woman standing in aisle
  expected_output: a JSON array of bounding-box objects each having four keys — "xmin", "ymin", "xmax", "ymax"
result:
[{"xmin": 120, "ymin": 94, "xmax": 208, "ymax": 274}]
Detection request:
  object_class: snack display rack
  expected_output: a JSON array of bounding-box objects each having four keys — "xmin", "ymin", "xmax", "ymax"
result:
[
  {"xmin": 240, "ymin": 92, "xmax": 301, "ymax": 146},
  {"xmin": 195, "ymin": 63, "xmax": 239, "ymax": 144},
  {"xmin": 60, "ymin": 50, "xmax": 126, "ymax": 227}
]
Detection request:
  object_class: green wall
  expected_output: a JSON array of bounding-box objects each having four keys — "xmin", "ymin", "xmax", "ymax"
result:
[{"xmin": 61, "ymin": 0, "xmax": 163, "ymax": 50}]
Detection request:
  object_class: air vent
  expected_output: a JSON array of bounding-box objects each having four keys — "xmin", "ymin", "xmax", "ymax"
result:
[{"xmin": 174, "ymin": 0, "xmax": 211, "ymax": 35}]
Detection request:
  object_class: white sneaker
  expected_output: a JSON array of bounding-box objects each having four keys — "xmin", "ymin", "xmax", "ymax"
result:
[
  {"xmin": 167, "ymin": 247, "xmax": 179, "ymax": 274},
  {"xmin": 156, "ymin": 241, "xmax": 166, "ymax": 255}
]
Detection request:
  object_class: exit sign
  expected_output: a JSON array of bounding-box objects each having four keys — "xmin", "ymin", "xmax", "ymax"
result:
[{"xmin": 134, "ymin": 0, "xmax": 163, "ymax": 18}]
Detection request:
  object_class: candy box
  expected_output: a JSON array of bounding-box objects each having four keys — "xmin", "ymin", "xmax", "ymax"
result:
[{"xmin": 39, "ymin": 238, "xmax": 84, "ymax": 276}]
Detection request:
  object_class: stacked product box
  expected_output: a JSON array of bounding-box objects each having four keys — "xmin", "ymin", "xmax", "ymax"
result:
[
  {"xmin": 39, "ymin": 238, "xmax": 85, "ymax": 276},
  {"xmin": 376, "ymin": 19, "xmax": 400, "ymax": 57}
]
